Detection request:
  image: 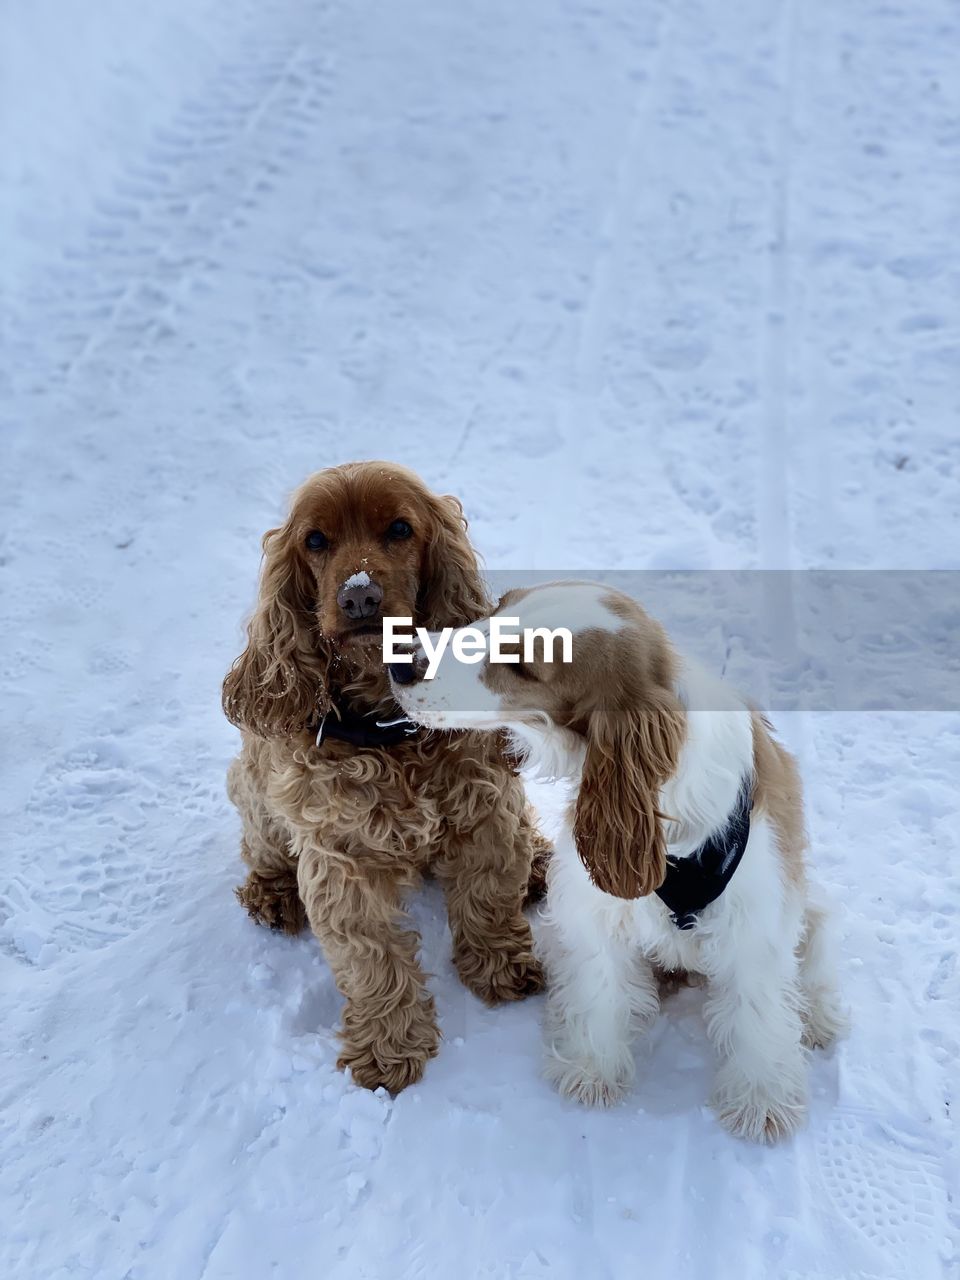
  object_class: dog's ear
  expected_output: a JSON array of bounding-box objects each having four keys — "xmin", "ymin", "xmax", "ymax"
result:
[
  {"xmin": 222, "ymin": 522, "xmax": 330, "ymax": 738},
  {"xmin": 418, "ymin": 493, "xmax": 491, "ymax": 628},
  {"xmin": 573, "ymin": 688, "xmax": 684, "ymax": 899}
]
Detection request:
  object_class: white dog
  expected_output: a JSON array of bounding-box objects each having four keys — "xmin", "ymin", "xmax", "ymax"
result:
[{"xmin": 390, "ymin": 581, "xmax": 846, "ymax": 1141}]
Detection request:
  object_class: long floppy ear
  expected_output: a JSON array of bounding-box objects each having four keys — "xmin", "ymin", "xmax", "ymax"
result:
[
  {"xmin": 573, "ymin": 687, "xmax": 685, "ymax": 899},
  {"xmin": 222, "ymin": 523, "xmax": 330, "ymax": 738},
  {"xmin": 418, "ymin": 493, "xmax": 491, "ymax": 627}
]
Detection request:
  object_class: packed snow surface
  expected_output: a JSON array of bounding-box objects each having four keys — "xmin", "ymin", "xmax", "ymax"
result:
[{"xmin": 1, "ymin": 0, "xmax": 958, "ymax": 1277}]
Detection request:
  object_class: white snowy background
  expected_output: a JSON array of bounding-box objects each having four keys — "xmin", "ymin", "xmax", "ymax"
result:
[{"xmin": 1, "ymin": 0, "xmax": 958, "ymax": 1277}]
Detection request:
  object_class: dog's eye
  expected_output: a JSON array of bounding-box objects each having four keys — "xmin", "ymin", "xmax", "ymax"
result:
[
  {"xmin": 386, "ymin": 519, "xmax": 413, "ymax": 541},
  {"xmin": 304, "ymin": 530, "xmax": 329, "ymax": 551}
]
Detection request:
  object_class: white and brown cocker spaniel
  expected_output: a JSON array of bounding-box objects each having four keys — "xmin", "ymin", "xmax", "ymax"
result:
[
  {"xmin": 223, "ymin": 462, "xmax": 548, "ymax": 1092},
  {"xmin": 390, "ymin": 581, "xmax": 847, "ymax": 1140}
]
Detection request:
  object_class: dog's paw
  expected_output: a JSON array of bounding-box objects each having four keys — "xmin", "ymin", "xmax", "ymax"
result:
[
  {"xmin": 339, "ymin": 1047, "xmax": 431, "ymax": 1094},
  {"xmin": 801, "ymin": 995, "xmax": 849, "ymax": 1050},
  {"xmin": 235, "ymin": 870, "xmax": 306, "ymax": 935},
  {"xmin": 457, "ymin": 946, "xmax": 545, "ymax": 1006},
  {"xmin": 338, "ymin": 1007, "xmax": 441, "ymax": 1094},
  {"xmin": 544, "ymin": 1050, "xmax": 632, "ymax": 1108},
  {"xmin": 713, "ymin": 1088, "xmax": 807, "ymax": 1143}
]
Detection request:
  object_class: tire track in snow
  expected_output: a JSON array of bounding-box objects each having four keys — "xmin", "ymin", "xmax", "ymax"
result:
[
  {"xmin": 766, "ymin": 19, "xmax": 954, "ymax": 1271},
  {"xmin": 11, "ymin": 10, "xmax": 334, "ymax": 406},
  {"xmin": 2, "ymin": 3, "xmax": 341, "ymax": 964},
  {"xmin": 758, "ymin": 0, "xmax": 801, "ymax": 740},
  {"xmin": 758, "ymin": 0, "xmax": 797, "ymax": 574},
  {"xmin": 60, "ymin": 44, "xmax": 314, "ymax": 388},
  {"xmin": 532, "ymin": 2, "xmax": 675, "ymax": 569}
]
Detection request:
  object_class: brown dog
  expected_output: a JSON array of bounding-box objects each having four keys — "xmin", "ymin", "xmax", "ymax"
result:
[{"xmin": 223, "ymin": 461, "xmax": 547, "ymax": 1091}]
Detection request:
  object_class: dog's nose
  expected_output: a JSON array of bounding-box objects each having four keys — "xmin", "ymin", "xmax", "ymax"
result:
[
  {"xmin": 388, "ymin": 661, "xmax": 419, "ymax": 686},
  {"xmin": 388, "ymin": 650, "xmax": 428, "ymax": 685},
  {"xmin": 337, "ymin": 578, "xmax": 383, "ymax": 620}
]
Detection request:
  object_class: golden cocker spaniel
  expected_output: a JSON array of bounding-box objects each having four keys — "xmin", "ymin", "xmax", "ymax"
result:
[{"xmin": 223, "ymin": 461, "xmax": 548, "ymax": 1091}]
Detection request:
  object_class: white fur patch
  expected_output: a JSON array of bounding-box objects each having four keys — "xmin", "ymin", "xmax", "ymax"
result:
[
  {"xmin": 503, "ymin": 581, "xmax": 624, "ymax": 639},
  {"xmin": 393, "ymin": 642, "xmax": 504, "ymax": 728}
]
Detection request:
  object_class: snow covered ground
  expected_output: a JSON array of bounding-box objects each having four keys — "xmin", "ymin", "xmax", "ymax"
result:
[{"xmin": 2, "ymin": 0, "xmax": 958, "ymax": 1275}]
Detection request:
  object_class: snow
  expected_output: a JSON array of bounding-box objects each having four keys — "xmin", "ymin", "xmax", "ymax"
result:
[
  {"xmin": 343, "ymin": 571, "xmax": 372, "ymax": 589},
  {"xmin": 1, "ymin": 0, "xmax": 958, "ymax": 1277}
]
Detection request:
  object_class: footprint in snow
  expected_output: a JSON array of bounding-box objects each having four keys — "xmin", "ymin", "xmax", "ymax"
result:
[{"xmin": 813, "ymin": 1108, "xmax": 947, "ymax": 1278}]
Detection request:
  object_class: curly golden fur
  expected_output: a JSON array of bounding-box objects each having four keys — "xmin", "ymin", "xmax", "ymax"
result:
[{"xmin": 223, "ymin": 462, "xmax": 546, "ymax": 1091}]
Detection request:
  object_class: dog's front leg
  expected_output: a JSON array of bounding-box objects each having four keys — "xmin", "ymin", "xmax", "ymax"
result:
[
  {"xmin": 703, "ymin": 935, "xmax": 808, "ymax": 1143},
  {"xmin": 541, "ymin": 850, "xmax": 656, "ymax": 1106},
  {"xmin": 297, "ymin": 845, "xmax": 439, "ymax": 1092},
  {"xmin": 435, "ymin": 802, "xmax": 544, "ymax": 1007}
]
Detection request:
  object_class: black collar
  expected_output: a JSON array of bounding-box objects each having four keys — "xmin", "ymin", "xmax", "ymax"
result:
[
  {"xmin": 655, "ymin": 780, "xmax": 752, "ymax": 930},
  {"xmin": 309, "ymin": 705, "xmax": 421, "ymax": 749}
]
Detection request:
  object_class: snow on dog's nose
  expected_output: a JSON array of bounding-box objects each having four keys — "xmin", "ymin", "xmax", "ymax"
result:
[{"xmin": 337, "ymin": 571, "xmax": 383, "ymax": 620}]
